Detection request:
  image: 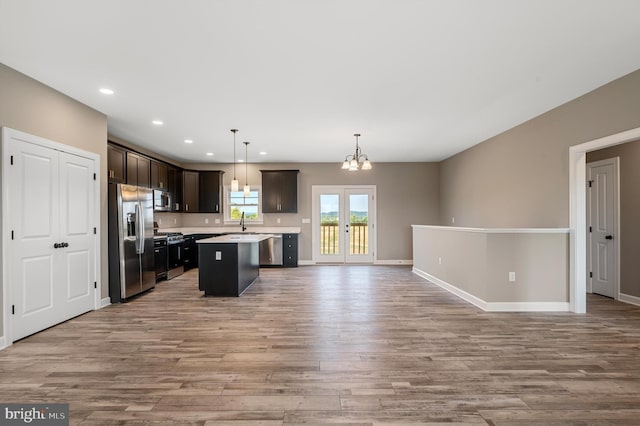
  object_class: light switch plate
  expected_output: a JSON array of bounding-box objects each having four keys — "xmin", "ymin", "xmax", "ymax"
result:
[{"xmin": 302, "ymin": 218, "xmax": 311, "ymax": 224}]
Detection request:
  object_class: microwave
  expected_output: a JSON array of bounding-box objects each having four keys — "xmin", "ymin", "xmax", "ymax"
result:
[{"xmin": 153, "ymin": 190, "xmax": 172, "ymax": 211}]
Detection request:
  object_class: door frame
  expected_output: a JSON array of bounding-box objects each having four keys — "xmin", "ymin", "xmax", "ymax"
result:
[
  {"xmin": 1, "ymin": 127, "xmax": 101, "ymax": 348},
  {"xmin": 311, "ymin": 185, "xmax": 377, "ymax": 264},
  {"xmin": 570, "ymin": 126, "xmax": 640, "ymax": 313},
  {"xmin": 586, "ymin": 157, "xmax": 620, "ymax": 298}
]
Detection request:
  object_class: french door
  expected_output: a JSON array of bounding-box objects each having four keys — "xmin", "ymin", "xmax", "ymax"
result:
[{"xmin": 312, "ymin": 185, "xmax": 376, "ymax": 263}]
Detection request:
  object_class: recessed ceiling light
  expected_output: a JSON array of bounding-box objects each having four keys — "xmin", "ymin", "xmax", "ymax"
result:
[
  {"xmin": 184, "ymin": 139, "xmax": 193, "ymax": 144},
  {"xmin": 206, "ymin": 152, "xmax": 214, "ymax": 156},
  {"xmin": 259, "ymin": 151, "xmax": 267, "ymax": 156},
  {"xmin": 99, "ymin": 88, "xmax": 114, "ymax": 95},
  {"xmin": 152, "ymin": 120, "xmax": 163, "ymax": 125}
]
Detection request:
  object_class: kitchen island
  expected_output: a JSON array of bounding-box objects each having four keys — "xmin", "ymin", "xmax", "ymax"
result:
[{"xmin": 197, "ymin": 234, "xmax": 273, "ymax": 296}]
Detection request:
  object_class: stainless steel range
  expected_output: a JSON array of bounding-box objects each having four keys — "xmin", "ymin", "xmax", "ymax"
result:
[{"xmin": 156, "ymin": 232, "xmax": 184, "ymax": 279}]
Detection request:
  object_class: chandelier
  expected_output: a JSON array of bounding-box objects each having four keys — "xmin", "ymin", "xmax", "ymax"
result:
[{"xmin": 341, "ymin": 133, "xmax": 372, "ymax": 171}]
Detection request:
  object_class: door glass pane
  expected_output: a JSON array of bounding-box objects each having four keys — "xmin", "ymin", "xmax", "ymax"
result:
[
  {"xmin": 320, "ymin": 194, "xmax": 340, "ymax": 254},
  {"xmin": 349, "ymin": 194, "xmax": 369, "ymax": 255}
]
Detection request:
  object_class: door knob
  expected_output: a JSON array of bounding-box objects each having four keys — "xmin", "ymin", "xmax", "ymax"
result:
[
  {"xmin": 54, "ymin": 243, "xmax": 60, "ymax": 249},
  {"xmin": 605, "ymin": 235, "xmax": 613, "ymax": 240}
]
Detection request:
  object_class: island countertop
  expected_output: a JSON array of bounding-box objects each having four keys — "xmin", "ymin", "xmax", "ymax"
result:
[{"xmin": 197, "ymin": 234, "xmax": 274, "ymax": 244}]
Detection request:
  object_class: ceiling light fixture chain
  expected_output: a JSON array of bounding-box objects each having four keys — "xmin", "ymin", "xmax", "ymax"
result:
[
  {"xmin": 231, "ymin": 129, "xmax": 239, "ymax": 191},
  {"xmin": 341, "ymin": 133, "xmax": 372, "ymax": 171},
  {"xmin": 243, "ymin": 141, "xmax": 251, "ymax": 196}
]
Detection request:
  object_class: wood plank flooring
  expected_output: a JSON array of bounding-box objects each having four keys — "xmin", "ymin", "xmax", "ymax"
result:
[{"xmin": 2, "ymin": 265, "xmax": 640, "ymax": 425}]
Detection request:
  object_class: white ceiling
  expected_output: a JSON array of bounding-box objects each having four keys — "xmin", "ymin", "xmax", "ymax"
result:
[{"xmin": 2, "ymin": 0, "xmax": 640, "ymax": 164}]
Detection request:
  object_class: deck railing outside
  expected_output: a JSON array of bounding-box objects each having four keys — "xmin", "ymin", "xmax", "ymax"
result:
[{"xmin": 320, "ymin": 223, "xmax": 368, "ymax": 255}]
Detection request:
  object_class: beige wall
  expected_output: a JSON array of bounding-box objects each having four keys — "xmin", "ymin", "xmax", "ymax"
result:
[
  {"xmin": 0, "ymin": 64, "xmax": 108, "ymax": 336},
  {"xmin": 587, "ymin": 140, "xmax": 640, "ymax": 298},
  {"xmin": 158, "ymin": 161, "xmax": 441, "ymax": 261},
  {"xmin": 439, "ymin": 68, "xmax": 640, "ymax": 228}
]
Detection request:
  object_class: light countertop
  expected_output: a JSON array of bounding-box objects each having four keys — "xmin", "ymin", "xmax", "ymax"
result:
[
  {"xmin": 159, "ymin": 226, "xmax": 301, "ymax": 235},
  {"xmin": 197, "ymin": 234, "xmax": 273, "ymax": 244}
]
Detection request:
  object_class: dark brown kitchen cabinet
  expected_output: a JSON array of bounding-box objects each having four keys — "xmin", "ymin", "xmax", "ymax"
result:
[
  {"xmin": 261, "ymin": 170, "xmax": 299, "ymax": 213},
  {"xmin": 199, "ymin": 171, "xmax": 224, "ymax": 213},
  {"xmin": 126, "ymin": 152, "xmax": 150, "ymax": 188},
  {"xmin": 182, "ymin": 170, "xmax": 199, "ymax": 212},
  {"xmin": 107, "ymin": 144, "xmax": 127, "ymax": 183},
  {"xmin": 168, "ymin": 166, "xmax": 182, "ymax": 211},
  {"xmin": 150, "ymin": 160, "xmax": 168, "ymax": 190},
  {"xmin": 282, "ymin": 233, "xmax": 299, "ymax": 267}
]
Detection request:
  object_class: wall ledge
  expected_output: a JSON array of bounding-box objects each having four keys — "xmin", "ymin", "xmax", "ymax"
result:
[
  {"xmin": 411, "ymin": 225, "xmax": 570, "ymax": 234},
  {"xmin": 413, "ymin": 267, "xmax": 570, "ymax": 312}
]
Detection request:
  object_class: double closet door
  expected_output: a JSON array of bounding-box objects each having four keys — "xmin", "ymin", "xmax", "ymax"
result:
[{"xmin": 4, "ymin": 128, "xmax": 97, "ymax": 342}]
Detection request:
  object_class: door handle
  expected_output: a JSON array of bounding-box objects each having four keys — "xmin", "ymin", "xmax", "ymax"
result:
[
  {"xmin": 54, "ymin": 243, "xmax": 60, "ymax": 249},
  {"xmin": 605, "ymin": 235, "xmax": 613, "ymax": 240}
]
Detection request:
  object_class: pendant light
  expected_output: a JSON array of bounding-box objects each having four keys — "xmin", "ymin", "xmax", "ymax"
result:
[
  {"xmin": 341, "ymin": 133, "xmax": 372, "ymax": 171},
  {"xmin": 243, "ymin": 141, "xmax": 251, "ymax": 196},
  {"xmin": 230, "ymin": 129, "xmax": 239, "ymax": 191}
]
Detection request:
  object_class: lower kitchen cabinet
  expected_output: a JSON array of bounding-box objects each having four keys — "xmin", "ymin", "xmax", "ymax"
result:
[
  {"xmin": 182, "ymin": 235, "xmax": 197, "ymax": 270},
  {"xmin": 282, "ymin": 233, "xmax": 298, "ymax": 267}
]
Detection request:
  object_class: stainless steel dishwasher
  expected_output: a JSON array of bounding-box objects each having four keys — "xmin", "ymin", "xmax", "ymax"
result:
[{"xmin": 259, "ymin": 234, "xmax": 283, "ymax": 266}]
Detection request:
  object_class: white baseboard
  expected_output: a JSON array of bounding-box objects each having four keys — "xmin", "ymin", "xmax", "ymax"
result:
[
  {"xmin": 298, "ymin": 260, "xmax": 315, "ymax": 266},
  {"xmin": 100, "ymin": 297, "xmax": 111, "ymax": 308},
  {"xmin": 412, "ymin": 267, "xmax": 487, "ymax": 310},
  {"xmin": 485, "ymin": 301, "xmax": 570, "ymax": 312},
  {"xmin": 374, "ymin": 259, "xmax": 413, "ymax": 265},
  {"xmin": 619, "ymin": 293, "xmax": 640, "ymax": 307},
  {"xmin": 412, "ymin": 267, "xmax": 570, "ymax": 312},
  {"xmin": 0, "ymin": 336, "xmax": 7, "ymax": 350}
]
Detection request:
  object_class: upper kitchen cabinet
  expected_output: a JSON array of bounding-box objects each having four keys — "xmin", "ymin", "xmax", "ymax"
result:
[
  {"xmin": 126, "ymin": 152, "xmax": 151, "ymax": 188},
  {"xmin": 150, "ymin": 160, "xmax": 168, "ymax": 190},
  {"xmin": 168, "ymin": 166, "xmax": 182, "ymax": 211},
  {"xmin": 182, "ymin": 170, "xmax": 199, "ymax": 212},
  {"xmin": 199, "ymin": 171, "xmax": 224, "ymax": 213},
  {"xmin": 261, "ymin": 170, "xmax": 299, "ymax": 213},
  {"xmin": 107, "ymin": 143, "xmax": 127, "ymax": 183}
]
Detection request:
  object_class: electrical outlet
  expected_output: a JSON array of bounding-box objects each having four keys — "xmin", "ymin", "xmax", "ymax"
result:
[
  {"xmin": 438, "ymin": 257, "xmax": 442, "ymax": 265},
  {"xmin": 302, "ymin": 218, "xmax": 311, "ymax": 224},
  {"xmin": 215, "ymin": 218, "xmax": 220, "ymax": 224},
  {"xmin": 174, "ymin": 218, "xmax": 177, "ymax": 224},
  {"xmin": 277, "ymin": 218, "xmax": 281, "ymax": 224},
  {"xmin": 158, "ymin": 218, "xmax": 162, "ymax": 225},
  {"xmin": 205, "ymin": 218, "xmax": 209, "ymax": 224},
  {"xmin": 452, "ymin": 217, "xmax": 455, "ymax": 224},
  {"xmin": 509, "ymin": 272, "xmax": 516, "ymax": 282}
]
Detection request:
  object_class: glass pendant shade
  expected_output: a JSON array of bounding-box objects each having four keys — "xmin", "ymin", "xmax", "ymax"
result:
[
  {"xmin": 341, "ymin": 160, "xmax": 350, "ymax": 169},
  {"xmin": 243, "ymin": 184, "xmax": 250, "ymax": 196},
  {"xmin": 361, "ymin": 159, "xmax": 372, "ymax": 170},
  {"xmin": 231, "ymin": 179, "xmax": 239, "ymax": 192}
]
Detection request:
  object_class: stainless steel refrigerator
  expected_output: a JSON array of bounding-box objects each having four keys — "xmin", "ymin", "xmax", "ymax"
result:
[{"xmin": 108, "ymin": 183, "xmax": 155, "ymax": 302}]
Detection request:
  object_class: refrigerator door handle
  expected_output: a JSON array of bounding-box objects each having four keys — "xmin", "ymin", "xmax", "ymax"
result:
[
  {"xmin": 135, "ymin": 202, "xmax": 142, "ymax": 254},
  {"xmin": 138, "ymin": 201, "xmax": 146, "ymax": 254}
]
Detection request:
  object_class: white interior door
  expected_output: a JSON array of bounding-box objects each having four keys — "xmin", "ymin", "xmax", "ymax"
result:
[
  {"xmin": 587, "ymin": 158, "xmax": 618, "ymax": 299},
  {"xmin": 6, "ymin": 132, "xmax": 96, "ymax": 342},
  {"xmin": 58, "ymin": 152, "xmax": 96, "ymax": 319},
  {"xmin": 312, "ymin": 185, "xmax": 376, "ymax": 264}
]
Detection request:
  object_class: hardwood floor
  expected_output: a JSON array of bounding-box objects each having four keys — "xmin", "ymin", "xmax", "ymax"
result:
[{"xmin": 2, "ymin": 265, "xmax": 640, "ymax": 425}]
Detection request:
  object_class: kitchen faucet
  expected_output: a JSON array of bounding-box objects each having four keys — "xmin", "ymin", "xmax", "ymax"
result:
[{"xmin": 240, "ymin": 211, "xmax": 247, "ymax": 232}]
